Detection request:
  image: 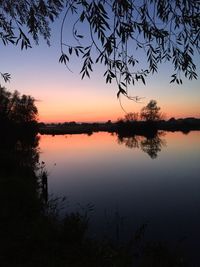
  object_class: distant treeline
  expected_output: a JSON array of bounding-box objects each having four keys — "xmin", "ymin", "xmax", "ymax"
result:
[
  {"xmin": 39, "ymin": 100, "xmax": 200, "ymax": 135},
  {"xmin": 39, "ymin": 117, "xmax": 200, "ymax": 136}
]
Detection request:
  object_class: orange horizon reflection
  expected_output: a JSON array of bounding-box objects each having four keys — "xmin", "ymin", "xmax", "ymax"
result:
[{"xmin": 39, "ymin": 132, "xmax": 116, "ymax": 151}]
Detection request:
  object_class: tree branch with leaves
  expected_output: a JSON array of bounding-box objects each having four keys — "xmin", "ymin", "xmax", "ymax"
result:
[
  {"xmin": 0, "ymin": 0, "xmax": 199, "ymax": 98},
  {"xmin": 59, "ymin": 0, "xmax": 199, "ymax": 99}
]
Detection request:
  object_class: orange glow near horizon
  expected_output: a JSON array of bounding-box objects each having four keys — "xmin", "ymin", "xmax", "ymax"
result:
[
  {"xmin": 35, "ymin": 79, "xmax": 200, "ymax": 123},
  {"xmin": 37, "ymin": 99, "xmax": 200, "ymax": 123},
  {"xmin": 36, "ymin": 94, "xmax": 125, "ymax": 123}
]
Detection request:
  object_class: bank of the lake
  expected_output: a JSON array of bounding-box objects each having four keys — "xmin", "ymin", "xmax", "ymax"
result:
[{"xmin": 38, "ymin": 117, "xmax": 200, "ymax": 135}]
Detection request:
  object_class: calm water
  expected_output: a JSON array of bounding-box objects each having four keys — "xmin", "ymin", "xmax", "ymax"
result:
[{"xmin": 39, "ymin": 131, "xmax": 200, "ymax": 256}]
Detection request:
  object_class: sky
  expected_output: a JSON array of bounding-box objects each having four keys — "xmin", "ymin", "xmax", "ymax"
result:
[{"xmin": 1, "ymin": 14, "xmax": 200, "ymax": 123}]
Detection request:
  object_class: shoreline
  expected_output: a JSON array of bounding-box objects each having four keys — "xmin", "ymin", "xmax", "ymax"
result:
[{"xmin": 38, "ymin": 118, "xmax": 200, "ymax": 135}]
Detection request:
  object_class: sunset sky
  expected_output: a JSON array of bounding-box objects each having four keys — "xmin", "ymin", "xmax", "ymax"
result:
[{"xmin": 1, "ymin": 16, "xmax": 200, "ymax": 123}]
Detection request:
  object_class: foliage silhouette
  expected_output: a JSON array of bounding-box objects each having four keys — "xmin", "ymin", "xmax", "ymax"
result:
[
  {"xmin": 140, "ymin": 131, "xmax": 166, "ymax": 159},
  {"xmin": 57, "ymin": 0, "xmax": 200, "ymax": 98},
  {"xmin": 0, "ymin": 86, "xmax": 38, "ymax": 133},
  {"xmin": 124, "ymin": 112, "xmax": 139, "ymax": 122},
  {"xmin": 118, "ymin": 134, "xmax": 141, "ymax": 149},
  {"xmin": 140, "ymin": 99, "xmax": 163, "ymax": 122},
  {"xmin": 117, "ymin": 131, "xmax": 166, "ymax": 159},
  {"xmin": 0, "ymin": 0, "xmax": 62, "ymax": 47},
  {"xmin": 0, "ymin": 0, "xmax": 199, "ymax": 97},
  {"xmin": 0, "ymin": 0, "xmax": 64, "ymax": 83}
]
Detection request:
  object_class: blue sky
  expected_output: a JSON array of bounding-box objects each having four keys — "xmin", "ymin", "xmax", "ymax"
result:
[{"xmin": 1, "ymin": 13, "xmax": 200, "ymax": 122}]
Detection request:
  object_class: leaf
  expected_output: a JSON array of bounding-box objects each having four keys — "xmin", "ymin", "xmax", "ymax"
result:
[
  {"xmin": 117, "ymin": 90, "xmax": 121, "ymax": 98},
  {"xmin": 117, "ymin": 84, "xmax": 127, "ymax": 98},
  {"xmin": 141, "ymin": 75, "xmax": 146, "ymax": 85},
  {"xmin": 69, "ymin": 47, "xmax": 72, "ymax": 55},
  {"xmin": 75, "ymin": 48, "xmax": 79, "ymax": 56},
  {"xmin": 1, "ymin": 72, "xmax": 11, "ymax": 82},
  {"xmin": 77, "ymin": 35, "xmax": 83, "ymax": 39},
  {"xmin": 80, "ymin": 11, "xmax": 85, "ymax": 22},
  {"xmin": 59, "ymin": 54, "xmax": 69, "ymax": 64}
]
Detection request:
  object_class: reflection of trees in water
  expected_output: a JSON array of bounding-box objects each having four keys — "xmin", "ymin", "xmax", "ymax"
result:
[
  {"xmin": 0, "ymin": 134, "xmax": 40, "ymax": 186},
  {"xmin": 118, "ymin": 135, "xmax": 141, "ymax": 149},
  {"xmin": 14, "ymin": 135, "xmax": 40, "ymax": 167},
  {"xmin": 117, "ymin": 131, "xmax": 166, "ymax": 159},
  {"xmin": 140, "ymin": 132, "xmax": 166, "ymax": 159},
  {"xmin": 0, "ymin": 132, "xmax": 42, "ymax": 206},
  {"xmin": 0, "ymin": 132, "xmax": 192, "ymax": 265},
  {"xmin": 0, "ymin": 132, "xmax": 49, "ymax": 265}
]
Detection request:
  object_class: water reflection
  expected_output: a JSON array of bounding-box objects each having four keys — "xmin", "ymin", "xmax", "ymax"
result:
[
  {"xmin": 0, "ymin": 131, "xmax": 175, "ymax": 267},
  {"xmin": 0, "ymin": 133, "xmax": 39, "ymax": 169},
  {"xmin": 39, "ymin": 131, "xmax": 200, "ymax": 265},
  {"xmin": 117, "ymin": 131, "xmax": 166, "ymax": 159}
]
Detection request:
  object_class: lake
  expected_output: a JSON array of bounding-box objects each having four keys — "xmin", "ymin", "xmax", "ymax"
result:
[{"xmin": 39, "ymin": 131, "xmax": 200, "ymax": 259}]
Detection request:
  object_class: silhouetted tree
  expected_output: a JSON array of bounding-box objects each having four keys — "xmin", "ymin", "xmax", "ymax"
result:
[
  {"xmin": 140, "ymin": 100, "xmax": 162, "ymax": 122},
  {"xmin": 0, "ymin": 86, "xmax": 11, "ymax": 122},
  {"xmin": 0, "ymin": 86, "xmax": 38, "ymax": 128},
  {"xmin": 1, "ymin": 0, "xmax": 199, "ymax": 97},
  {"xmin": 124, "ymin": 112, "xmax": 139, "ymax": 122},
  {"xmin": 11, "ymin": 94, "xmax": 38, "ymax": 124}
]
